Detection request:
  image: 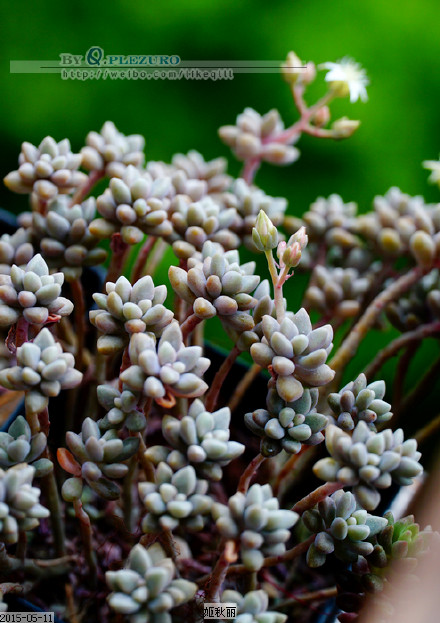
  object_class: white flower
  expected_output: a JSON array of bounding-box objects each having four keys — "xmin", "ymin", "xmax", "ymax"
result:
[
  {"xmin": 320, "ymin": 58, "xmax": 369, "ymax": 103},
  {"xmin": 423, "ymin": 157, "xmax": 440, "ymax": 187}
]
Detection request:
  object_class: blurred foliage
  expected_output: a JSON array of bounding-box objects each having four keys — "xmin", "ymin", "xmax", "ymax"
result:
[{"xmin": 1, "ymin": 0, "xmax": 440, "ymax": 432}]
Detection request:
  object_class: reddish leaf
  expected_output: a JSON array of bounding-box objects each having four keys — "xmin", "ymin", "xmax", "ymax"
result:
[{"xmin": 57, "ymin": 448, "xmax": 81, "ymax": 477}]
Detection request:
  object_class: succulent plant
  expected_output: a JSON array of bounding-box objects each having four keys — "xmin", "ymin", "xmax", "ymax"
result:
[
  {"xmin": 0, "ymin": 464, "xmax": 49, "ymax": 544},
  {"xmin": 0, "ymin": 415, "xmax": 52, "ymax": 477},
  {"xmin": 250, "ymin": 309, "xmax": 335, "ymax": 403},
  {"xmin": 367, "ymin": 511, "xmax": 431, "ymax": 570},
  {"xmin": 296, "ymin": 194, "xmax": 359, "ymax": 248},
  {"xmin": 97, "ymin": 384, "xmax": 145, "ymax": 432},
  {"xmin": 221, "ymin": 589, "xmax": 287, "ymax": 623},
  {"xmin": 235, "ymin": 280, "xmax": 277, "ymax": 346},
  {"xmin": 386, "ymin": 269, "xmax": 440, "ymax": 332},
  {"xmin": 0, "ymin": 254, "xmax": 73, "ymax": 326},
  {"xmin": 4, "ymin": 136, "xmax": 86, "ymax": 200},
  {"xmin": 226, "ymin": 179, "xmax": 288, "ymax": 251},
  {"xmin": 161, "ymin": 399, "xmax": 245, "ymax": 480},
  {"xmin": 313, "ymin": 422, "xmax": 423, "ymax": 510},
  {"xmin": 302, "ymin": 489, "xmax": 388, "ymax": 567},
  {"xmin": 106, "ymin": 542, "xmax": 197, "ymax": 622},
  {"xmin": 0, "ymin": 228, "xmax": 34, "ymax": 276},
  {"xmin": 146, "ymin": 157, "xmax": 213, "ymax": 205},
  {"xmin": 335, "ymin": 512, "xmax": 433, "ymax": 622},
  {"xmin": 0, "ymin": 328, "xmax": 82, "ymax": 414},
  {"xmin": 356, "ymin": 187, "xmax": 440, "ymax": 266},
  {"xmin": 90, "ymin": 275, "xmax": 174, "ymax": 354},
  {"xmin": 138, "ymin": 462, "xmax": 212, "ymax": 532},
  {"xmin": 327, "ymin": 374, "xmax": 393, "ymax": 431},
  {"xmin": 171, "ymin": 150, "xmax": 231, "ymax": 193},
  {"xmin": 166, "ymin": 195, "xmax": 240, "ymax": 259},
  {"xmin": 31, "ymin": 196, "xmax": 107, "ymax": 280},
  {"xmin": 81, "ymin": 121, "xmax": 145, "ymax": 178},
  {"xmin": 245, "ymin": 385, "xmax": 328, "ymax": 457},
  {"xmin": 0, "ymin": 56, "xmax": 437, "ymax": 623},
  {"xmin": 212, "ymin": 483, "xmax": 298, "ymax": 571},
  {"xmin": 169, "ymin": 241, "xmax": 260, "ymax": 332},
  {"xmin": 219, "ymin": 108, "xmax": 299, "ymax": 165},
  {"xmin": 304, "ymin": 266, "xmax": 370, "ymax": 319},
  {"xmin": 120, "ymin": 323, "xmax": 210, "ymax": 405},
  {"xmin": 90, "ymin": 165, "xmax": 173, "ymax": 244},
  {"xmin": 60, "ymin": 417, "xmax": 139, "ymax": 501},
  {"xmin": 170, "ymin": 169, "xmax": 210, "ymax": 203}
]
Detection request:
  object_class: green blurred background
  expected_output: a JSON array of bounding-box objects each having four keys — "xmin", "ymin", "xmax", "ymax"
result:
[
  {"xmin": 2, "ymin": 0, "xmax": 440, "ymax": 211},
  {"xmin": 1, "ymin": 0, "xmax": 440, "ymax": 438}
]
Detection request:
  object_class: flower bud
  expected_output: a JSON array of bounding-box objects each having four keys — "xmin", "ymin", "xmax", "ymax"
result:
[
  {"xmin": 252, "ymin": 210, "xmax": 279, "ymax": 252},
  {"xmin": 288, "ymin": 226, "xmax": 308, "ymax": 251},
  {"xmin": 281, "ymin": 53, "xmax": 316, "ymax": 86},
  {"xmin": 282, "ymin": 242, "xmax": 302, "ymax": 268},
  {"xmin": 302, "ymin": 62, "xmax": 317, "ymax": 85},
  {"xmin": 278, "ymin": 226, "xmax": 308, "ymax": 268},
  {"xmin": 332, "ymin": 118, "xmax": 360, "ymax": 139},
  {"xmin": 314, "ymin": 106, "xmax": 331, "ymax": 128},
  {"xmin": 281, "ymin": 51, "xmax": 304, "ymax": 85}
]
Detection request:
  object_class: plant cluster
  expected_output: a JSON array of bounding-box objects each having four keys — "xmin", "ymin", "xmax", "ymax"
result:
[{"xmin": 0, "ymin": 51, "xmax": 438, "ymax": 622}]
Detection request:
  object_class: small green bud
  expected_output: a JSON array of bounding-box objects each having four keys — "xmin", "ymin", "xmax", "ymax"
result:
[
  {"xmin": 252, "ymin": 210, "xmax": 279, "ymax": 252},
  {"xmin": 332, "ymin": 117, "xmax": 361, "ymax": 139}
]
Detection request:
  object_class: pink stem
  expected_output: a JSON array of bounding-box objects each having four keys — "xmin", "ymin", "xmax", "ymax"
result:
[
  {"xmin": 237, "ymin": 454, "xmax": 265, "ymax": 494},
  {"xmin": 70, "ymin": 170, "xmax": 105, "ymax": 206},
  {"xmin": 205, "ymin": 540, "xmax": 237, "ymax": 602},
  {"xmin": 240, "ymin": 158, "xmax": 261, "ymax": 185},
  {"xmin": 292, "ymin": 482, "xmax": 344, "ymax": 515},
  {"xmin": 327, "ymin": 265, "xmax": 431, "ymax": 391},
  {"xmin": 204, "ymin": 345, "xmax": 240, "ymax": 411},
  {"xmin": 17, "ymin": 316, "xmax": 30, "ymax": 347},
  {"xmin": 131, "ymin": 236, "xmax": 157, "ymax": 283},
  {"xmin": 364, "ymin": 320, "xmax": 440, "ymax": 381},
  {"xmin": 105, "ymin": 233, "xmax": 129, "ymax": 284},
  {"xmin": 180, "ymin": 313, "xmax": 203, "ymax": 340}
]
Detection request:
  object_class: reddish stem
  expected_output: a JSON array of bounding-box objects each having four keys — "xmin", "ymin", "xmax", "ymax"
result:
[
  {"xmin": 364, "ymin": 320, "xmax": 440, "ymax": 381},
  {"xmin": 327, "ymin": 265, "xmax": 431, "ymax": 393},
  {"xmin": 144, "ymin": 239, "xmax": 168, "ymax": 277},
  {"xmin": 227, "ymin": 536, "xmax": 314, "ymax": 575},
  {"xmin": 205, "ymin": 540, "xmax": 237, "ymax": 602},
  {"xmin": 131, "ymin": 236, "xmax": 157, "ymax": 283},
  {"xmin": 292, "ymin": 83, "xmax": 307, "ymax": 116},
  {"xmin": 38, "ymin": 406, "xmax": 50, "ymax": 437},
  {"xmin": 273, "ymin": 446, "xmax": 309, "ymax": 497},
  {"xmin": 106, "ymin": 233, "xmax": 129, "ymax": 284},
  {"xmin": 204, "ymin": 345, "xmax": 240, "ymax": 411},
  {"xmin": 118, "ymin": 346, "xmax": 131, "ymax": 391},
  {"xmin": 237, "ymin": 453, "xmax": 266, "ymax": 494},
  {"xmin": 71, "ymin": 170, "xmax": 105, "ymax": 206},
  {"xmin": 292, "ymin": 482, "xmax": 344, "ymax": 515},
  {"xmin": 241, "ymin": 158, "xmax": 261, "ymax": 185},
  {"xmin": 8, "ymin": 317, "xmax": 30, "ymax": 354},
  {"xmin": 180, "ymin": 313, "xmax": 203, "ymax": 340},
  {"xmin": 73, "ymin": 499, "xmax": 97, "ymax": 584}
]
